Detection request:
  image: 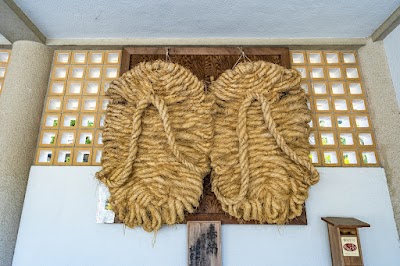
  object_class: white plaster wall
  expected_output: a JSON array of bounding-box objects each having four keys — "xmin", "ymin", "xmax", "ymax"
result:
[
  {"xmin": 384, "ymin": 25, "xmax": 400, "ymax": 108},
  {"xmin": 13, "ymin": 166, "xmax": 400, "ymax": 266},
  {"xmin": 14, "ymin": 0, "xmax": 400, "ymax": 39}
]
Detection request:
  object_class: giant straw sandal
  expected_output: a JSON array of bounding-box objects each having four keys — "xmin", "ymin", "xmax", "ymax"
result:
[
  {"xmin": 209, "ymin": 61, "xmax": 319, "ymax": 224},
  {"xmin": 96, "ymin": 61, "xmax": 213, "ymax": 232}
]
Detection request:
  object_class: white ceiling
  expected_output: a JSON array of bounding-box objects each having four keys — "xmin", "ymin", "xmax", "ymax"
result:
[
  {"xmin": 14, "ymin": 0, "xmax": 400, "ymax": 39},
  {"xmin": 0, "ymin": 33, "xmax": 10, "ymax": 45}
]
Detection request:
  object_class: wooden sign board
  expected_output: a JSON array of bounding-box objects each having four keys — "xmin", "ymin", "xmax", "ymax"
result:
[
  {"xmin": 322, "ymin": 217, "xmax": 370, "ymax": 266},
  {"xmin": 188, "ymin": 221, "xmax": 221, "ymax": 266}
]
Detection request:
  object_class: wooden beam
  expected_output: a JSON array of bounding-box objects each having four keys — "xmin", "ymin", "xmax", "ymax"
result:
[
  {"xmin": 46, "ymin": 37, "xmax": 367, "ymax": 47},
  {"xmin": 0, "ymin": 0, "xmax": 46, "ymax": 43},
  {"xmin": 371, "ymin": 6, "xmax": 400, "ymax": 41}
]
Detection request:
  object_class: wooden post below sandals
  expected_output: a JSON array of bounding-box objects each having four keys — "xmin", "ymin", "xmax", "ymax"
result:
[{"xmin": 187, "ymin": 221, "xmax": 221, "ymax": 266}]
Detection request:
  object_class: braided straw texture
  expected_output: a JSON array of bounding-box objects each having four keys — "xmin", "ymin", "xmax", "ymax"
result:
[
  {"xmin": 96, "ymin": 61, "xmax": 213, "ymax": 232},
  {"xmin": 209, "ymin": 61, "xmax": 319, "ymax": 224}
]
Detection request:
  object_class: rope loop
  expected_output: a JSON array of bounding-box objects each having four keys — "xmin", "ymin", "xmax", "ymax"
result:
[
  {"xmin": 96, "ymin": 61, "xmax": 213, "ymax": 231},
  {"xmin": 213, "ymin": 80, "xmax": 319, "ymax": 206},
  {"xmin": 102, "ymin": 92, "xmax": 209, "ymax": 189}
]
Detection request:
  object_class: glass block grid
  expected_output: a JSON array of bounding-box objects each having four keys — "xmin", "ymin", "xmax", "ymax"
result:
[
  {"xmin": 291, "ymin": 50, "xmax": 379, "ymax": 167},
  {"xmin": 35, "ymin": 50, "xmax": 121, "ymax": 165},
  {"xmin": 0, "ymin": 49, "xmax": 11, "ymax": 95},
  {"xmin": 35, "ymin": 49, "xmax": 379, "ymax": 167}
]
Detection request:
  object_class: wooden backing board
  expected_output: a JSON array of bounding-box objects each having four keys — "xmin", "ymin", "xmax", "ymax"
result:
[
  {"xmin": 188, "ymin": 221, "xmax": 221, "ymax": 266},
  {"xmin": 120, "ymin": 46, "xmax": 290, "ymax": 76},
  {"xmin": 118, "ymin": 46, "xmax": 307, "ymax": 225},
  {"xmin": 185, "ymin": 175, "xmax": 307, "ymax": 225}
]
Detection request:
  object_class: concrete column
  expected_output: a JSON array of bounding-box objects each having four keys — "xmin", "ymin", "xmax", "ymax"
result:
[
  {"xmin": 358, "ymin": 39, "xmax": 400, "ymax": 235},
  {"xmin": 0, "ymin": 41, "xmax": 52, "ymax": 265}
]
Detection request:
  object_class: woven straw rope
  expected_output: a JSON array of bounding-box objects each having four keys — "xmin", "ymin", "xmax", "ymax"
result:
[
  {"xmin": 96, "ymin": 61, "xmax": 213, "ymax": 232},
  {"xmin": 210, "ymin": 61, "xmax": 319, "ymax": 224}
]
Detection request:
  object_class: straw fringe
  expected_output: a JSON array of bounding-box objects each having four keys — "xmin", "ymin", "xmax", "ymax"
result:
[
  {"xmin": 96, "ymin": 60, "xmax": 213, "ymax": 232},
  {"xmin": 96, "ymin": 59, "xmax": 319, "ymax": 230}
]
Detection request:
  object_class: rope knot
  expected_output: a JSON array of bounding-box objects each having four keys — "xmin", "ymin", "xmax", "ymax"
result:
[
  {"xmin": 246, "ymin": 92, "xmax": 263, "ymax": 102},
  {"xmin": 144, "ymin": 87, "xmax": 156, "ymax": 102}
]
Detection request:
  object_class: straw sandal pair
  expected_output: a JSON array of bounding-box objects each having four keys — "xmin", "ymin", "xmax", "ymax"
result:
[{"xmin": 96, "ymin": 60, "xmax": 319, "ymax": 232}]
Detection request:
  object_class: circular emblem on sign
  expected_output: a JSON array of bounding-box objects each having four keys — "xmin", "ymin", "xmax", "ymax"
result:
[{"xmin": 343, "ymin": 243, "xmax": 357, "ymax": 251}]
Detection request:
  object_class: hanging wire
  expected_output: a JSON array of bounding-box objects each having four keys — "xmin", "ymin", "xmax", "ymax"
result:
[
  {"xmin": 152, "ymin": 230, "xmax": 158, "ymax": 247},
  {"xmin": 232, "ymin": 47, "xmax": 251, "ymax": 69},
  {"xmin": 241, "ymin": 47, "xmax": 252, "ymax": 62}
]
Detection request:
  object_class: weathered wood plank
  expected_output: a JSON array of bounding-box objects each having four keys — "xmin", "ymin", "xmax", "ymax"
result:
[
  {"xmin": 188, "ymin": 221, "xmax": 221, "ymax": 266},
  {"xmin": 120, "ymin": 48, "xmax": 131, "ymax": 75},
  {"xmin": 322, "ymin": 217, "xmax": 370, "ymax": 228},
  {"xmin": 327, "ymin": 224, "xmax": 345, "ymax": 266}
]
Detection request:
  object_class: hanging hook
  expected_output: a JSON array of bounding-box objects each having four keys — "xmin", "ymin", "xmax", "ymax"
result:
[
  {"xmin": 232, "ymin": 47, "xmax": 251, "ymax": 69},
  {"xmin": 165, "ymin": 48, "xmax": 171, "ymax": 62},
  {"xmin": 238, "ymin": 47, "xmax": 251, "ymax": 62}
]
